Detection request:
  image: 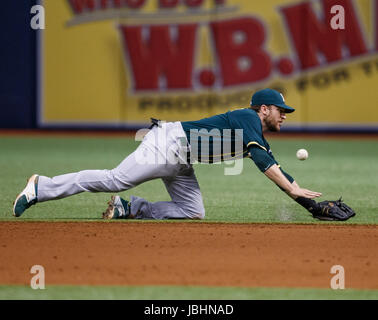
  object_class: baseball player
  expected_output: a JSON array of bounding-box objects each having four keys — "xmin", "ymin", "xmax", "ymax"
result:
[{"xmin": 13, "ymin": 88, "xmax": 355, "ymax": 221}]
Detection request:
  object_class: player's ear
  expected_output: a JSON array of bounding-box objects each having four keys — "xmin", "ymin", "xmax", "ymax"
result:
[{"xmin": 260, "ymin": 104, "xmax": 270, "ymax": 115}]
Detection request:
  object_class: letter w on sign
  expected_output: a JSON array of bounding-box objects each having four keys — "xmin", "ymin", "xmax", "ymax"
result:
[{"xmin": 119, "ymin": 24, "xmax": 197, "ymax": 91}]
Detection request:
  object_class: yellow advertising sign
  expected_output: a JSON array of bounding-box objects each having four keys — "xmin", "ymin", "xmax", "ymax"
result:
[{"xmin": 40, "ymin": 0, "xmax": 378, "ymax": 129}]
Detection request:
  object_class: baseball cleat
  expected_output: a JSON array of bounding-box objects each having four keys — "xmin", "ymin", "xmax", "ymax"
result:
[
  {"xmin": 102, "ymin": 195, "xmax": 130, "ymax": 219},
  {"xmin": 13, "ymin": 174, "xmax": 39, "ymax": 217}
]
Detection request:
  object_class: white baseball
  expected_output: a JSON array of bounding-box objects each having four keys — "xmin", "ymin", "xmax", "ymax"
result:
[{"xmin": 296, "ymin": 149, "xmax": 308, "ymax": 160}]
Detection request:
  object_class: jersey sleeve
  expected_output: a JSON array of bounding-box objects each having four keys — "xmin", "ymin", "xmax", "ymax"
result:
[
  {"xmin": 228, "ymin": 109, "xmax": 296, "ymax": 181},
  {"xmin": 249, "ymin": 146, "xmax": 277, "ymax": 172},
  {"xmin": 228, "ymin": 109, "xmax": 267, "ymax": 151}
]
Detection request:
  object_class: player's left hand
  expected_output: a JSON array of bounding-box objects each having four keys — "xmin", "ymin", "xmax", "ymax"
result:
[
  {"xmin": 288, "ymin": 187, "xmax": 322, "ymax": 199},
  {"xmin": 312, "ymin": 198, "xmax": 356, "ymax": 221}
]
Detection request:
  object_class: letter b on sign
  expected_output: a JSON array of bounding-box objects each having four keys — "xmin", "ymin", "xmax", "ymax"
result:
[
  {"xmin": 330, "ymin": 265, "xmax": 345, "ymax": 289},
  {"xmin": 30, "ymin": 5, "xmax": 45, "ymax": 30}
]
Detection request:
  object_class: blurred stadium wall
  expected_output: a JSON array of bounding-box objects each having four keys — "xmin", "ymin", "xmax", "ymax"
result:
[
  {"xmin": 1, "ymin": 0, "xmax": 378, "ymax": 132},
  {"xmin": 0, "ymin": 0, "xmax": 37, "ymax": 128}
]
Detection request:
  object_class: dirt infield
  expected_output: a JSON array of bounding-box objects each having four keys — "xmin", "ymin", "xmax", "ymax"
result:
[{"xmin": 1, "ymin": 222, "xmax": 377, "ymax": 289}]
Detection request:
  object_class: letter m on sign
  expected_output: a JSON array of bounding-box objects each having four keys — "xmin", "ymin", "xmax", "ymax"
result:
[
  {"xmin": 119, "ymin": 24, "xmax": 197, "ymax": 91},
  {"xmin": 281, "ymin": 0, "xmax": 367, "ymax": 69}
]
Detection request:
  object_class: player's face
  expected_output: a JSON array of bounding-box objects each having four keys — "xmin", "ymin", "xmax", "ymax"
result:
[{"xmin": 266, "ymin": 106, "xmax": 287, "ymax": 132}]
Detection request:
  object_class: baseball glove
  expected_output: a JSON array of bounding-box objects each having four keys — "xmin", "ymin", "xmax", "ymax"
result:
[{"xmin": 312, "ymin": 197, "xmax": 356, "ymax": 221}]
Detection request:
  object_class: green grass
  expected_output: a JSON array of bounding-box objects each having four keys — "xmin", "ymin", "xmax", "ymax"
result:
[
  {"xmin": 1, "ymin": 134, "xmax": 377, "ymax": 300},
  {"xmin": 0, "ymin": 135, "xmax": 377, "ymax": 223},
  {"xmin": 1, "ymin": 284, "xmax": 378, "ymax": 300}
]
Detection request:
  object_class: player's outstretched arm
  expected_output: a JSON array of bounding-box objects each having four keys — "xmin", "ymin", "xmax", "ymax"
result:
[
  {"xmin": 264, "ymin": 165, "xmax": 328, "ymax": 218},
  {"xmin": 263, "ymin": 164, "xmax": 322, "ymax": 200},
  {"xmin": 255, "ymin": 154, "xmax": 354, "ymax": 221}
]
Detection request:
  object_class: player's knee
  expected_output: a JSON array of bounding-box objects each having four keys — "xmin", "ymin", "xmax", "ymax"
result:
[
  {"xmin": 196, "ymin": 210, "xmax": 205, "ymax": 220},
  {"xmin": 192, "ymin": 207, "xmax": 205, "ymax": 220},
  {"xmin": 195, "ymin": 201, "xmax": 206, "ymax": 219}
]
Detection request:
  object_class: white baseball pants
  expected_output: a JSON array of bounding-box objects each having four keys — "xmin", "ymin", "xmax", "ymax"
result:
[{"xmin": 37, "ymin": 122, "xmax": 205, "ymax": 219}]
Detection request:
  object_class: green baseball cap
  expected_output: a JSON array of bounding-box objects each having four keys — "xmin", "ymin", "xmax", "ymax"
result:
[{"xmin": 250, "ymin": 88, "xmax": 295, "ymax": 113}]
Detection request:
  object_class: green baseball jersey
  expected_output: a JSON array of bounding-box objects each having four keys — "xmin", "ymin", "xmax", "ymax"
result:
[
  {"xmin": 181, "ymin": 108, "xmax": 272, "ymax": 164},
  {"xmin": 181, "ymin": 108, "xmax": 294, "ymax": 183}
]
